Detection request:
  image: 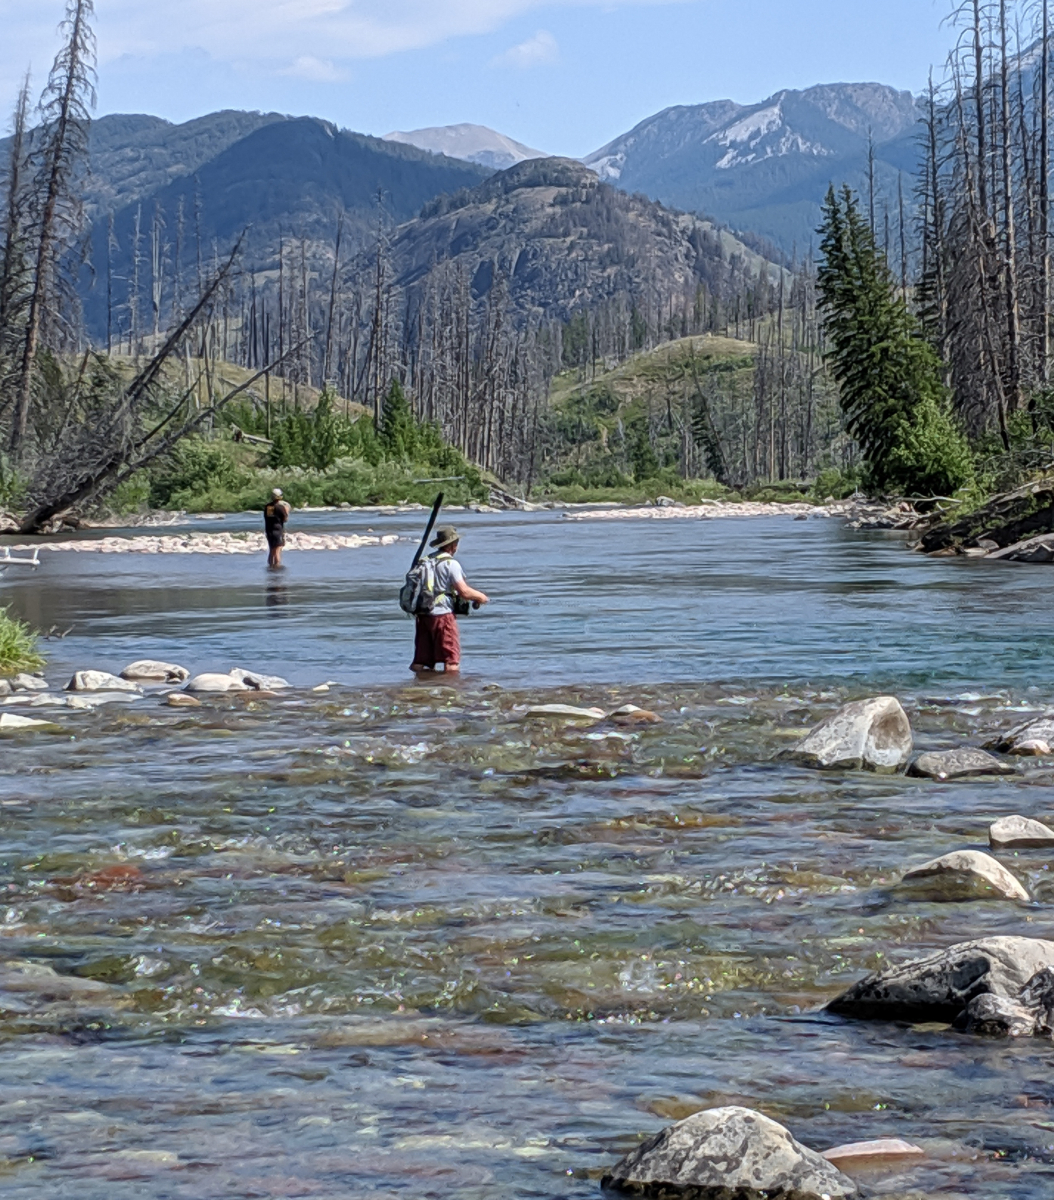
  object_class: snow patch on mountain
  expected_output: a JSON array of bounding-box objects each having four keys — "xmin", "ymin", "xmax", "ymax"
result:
[{"xmin": 383, "ymin": 123, "xmax": 547, "ymax": 170}]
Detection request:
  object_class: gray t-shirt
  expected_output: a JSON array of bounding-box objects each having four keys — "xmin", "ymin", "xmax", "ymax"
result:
[{"xmin": 430, "ymin": 555, "xmax": 465, "ymax": 615}]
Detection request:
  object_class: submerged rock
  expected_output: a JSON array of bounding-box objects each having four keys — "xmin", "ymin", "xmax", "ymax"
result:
[
  {"xmin": 66, "ymin": 670, "xmax": 142, "ymax": 694},
  {"xmin": 601, "ymin": 1106, "xmax": 857, "ymax": 1199},
  {"xmin": 907, "ymin": 748, "xmax": 1016, "ymax": 780},
  {"xmin": 120, "ymin": 659, "xmax": 190, "ymax": 683},
  {"xmin": 0, "ymin": 960, "xmax": 112, "ymax": 1000},
  {"xmin": 990, "ymin": 815, "xmax": 1054, "ymax": 848},
  {"xmin": 228, "ymin": 667, "xmax": 291, "ymax": 691},
  {"xmin": 827, "ymin": 936, "xmax": 1054, "ymax": 1024},
  {"xmin": 1010, "ymin": 738, "xmax": 1052, "ymax": 757},
  {"xmin": 609, "ymin": 704, "xmax": 663, "ymax": 725},
  {"xmin": 525, "ymin": 704, "xmax": 607, "ymax": 721},
  {"xmin": 166, "ymin": 692, "xmax": 201, "ymax": 708},
  {"xmin": 185, "ymin": 673, "xmax": 248, "ymax": 694},
  {"xmin": 782, "ymin": 696, "xmax": 912, "ymax": 772},
  {"xmin": 66, "ymin": 692, "xmax": 141, "ymax": 710},
  {"xmin": 987, "ymin": 710, "xmax": 1054, "ymax": 754},
  {"xmin": 957, "ymin": 966, "xmax": 1054, "ymax": 1037},
  {"xmin": 897, "ymin": 849, "xmax": 1029, "ymax": 901},
  {"xmin": 822, "ymin": 1139, "xmax": 925, "ymax": 1171},
  {"xmin": 0, "ymin": 712, "xmax": 61, "ymax": 732}
]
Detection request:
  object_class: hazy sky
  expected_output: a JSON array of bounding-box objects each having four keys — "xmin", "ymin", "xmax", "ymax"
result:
[{"xmin": 3, "ymin": 0, "xmax": 959, "ymax": 155}]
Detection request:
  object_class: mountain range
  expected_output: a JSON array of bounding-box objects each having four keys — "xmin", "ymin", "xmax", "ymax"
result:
[
  {"xmin": 2, "ymin": 77, "xmax": 927, "ymax": 339},
  {"xmin": 383, "ymin": 82, "xmax": 921, "ymax": 251}
]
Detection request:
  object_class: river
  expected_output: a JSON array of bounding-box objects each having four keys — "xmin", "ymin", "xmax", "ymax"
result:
[{"xmin": 1, "ymin": 510, "xmax": 1054, "ymax": 1198}]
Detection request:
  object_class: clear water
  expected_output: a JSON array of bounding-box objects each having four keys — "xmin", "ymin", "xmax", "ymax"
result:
[{"xmin": 2, "ymin": 512, "xmax": 1054, "ymax": 1198}]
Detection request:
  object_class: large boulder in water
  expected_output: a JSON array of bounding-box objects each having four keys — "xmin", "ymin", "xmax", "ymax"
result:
[
  {"xmin": 896, "ymin": 849, "xmax": 1029, "ymax": 902},
  {"xmin": 827, "ymin": 936, "xmax": 1054, "ymax": 1025},
  {"xmin": 601, "ymin": 1106, "xmax": 857, "ymax": 1199},
  {"xmin": 781, "ymin": 697, "xmax": 912, "ymax": 772}
]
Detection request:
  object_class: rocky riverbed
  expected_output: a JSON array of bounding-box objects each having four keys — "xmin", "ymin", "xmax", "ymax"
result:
[{"xmin": 3, "ymin": 664, "xmax": 1054, "ymax": 1196}]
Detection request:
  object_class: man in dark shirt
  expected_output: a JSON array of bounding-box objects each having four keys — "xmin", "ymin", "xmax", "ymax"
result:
[{"xmin": 264, "ymin": 488, "xmax": 291, "ymax": 568}]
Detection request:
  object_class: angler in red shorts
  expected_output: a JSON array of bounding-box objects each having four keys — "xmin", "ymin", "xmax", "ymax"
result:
[{"xmin": 411, "ymin": 525, "xmax": 489, "ymax": 673}]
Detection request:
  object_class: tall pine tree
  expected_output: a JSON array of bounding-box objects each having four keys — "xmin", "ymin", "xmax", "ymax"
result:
[{"xmin": 817, "ymin": 185, "xmax": 971, "ymax": 496}]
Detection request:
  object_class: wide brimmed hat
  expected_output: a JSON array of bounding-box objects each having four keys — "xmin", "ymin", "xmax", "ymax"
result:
[
  {"xmin": 430, "ymin": 524, "xmax": 460, "ymax": 549},
  {"xmin": 272, "ymin": 487, "xmax": 283, "ymax": 498}
]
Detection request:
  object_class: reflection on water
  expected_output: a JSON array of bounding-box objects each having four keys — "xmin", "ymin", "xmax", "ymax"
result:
[
  {"xmin": 2, "ymin": 514, "xmax": 1054, "ymax": 1197},
  {"xmin": 265, "ymin": 578, "xmax": 290, "ymax": 610}
]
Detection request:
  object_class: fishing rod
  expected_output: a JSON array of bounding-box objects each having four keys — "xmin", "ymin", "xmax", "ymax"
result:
[{"xmin": 410, "ymin": 492, "xmax": 444, "ymax": 570}]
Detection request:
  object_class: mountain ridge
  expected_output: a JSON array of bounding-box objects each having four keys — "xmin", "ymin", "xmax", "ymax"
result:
[{"xmin": 582, "ymin": 81, "xmax": 921, "ymax": 251}]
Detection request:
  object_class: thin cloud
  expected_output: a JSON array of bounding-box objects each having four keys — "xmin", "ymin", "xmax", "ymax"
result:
[
  {"xmin": 0, "ymin": 0, "xmax": 688, "ymax": 96},
  {"xmin": 279, "ymin": 55, "xmax": 349, "ymax": 83},
  {"xmin": 491, "ymin": 30, "xmax": 559, "ymax": 69}
]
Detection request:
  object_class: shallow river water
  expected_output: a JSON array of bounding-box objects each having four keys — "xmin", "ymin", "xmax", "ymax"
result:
[{"xmin": 3, "ymin": 511, "xmax": 1054, "ymax": 1198}]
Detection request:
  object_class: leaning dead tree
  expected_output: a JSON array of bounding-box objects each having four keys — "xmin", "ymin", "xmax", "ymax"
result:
[{"xmin": 18, "ymin": 241, "xmax": 308, "ymax": 532}]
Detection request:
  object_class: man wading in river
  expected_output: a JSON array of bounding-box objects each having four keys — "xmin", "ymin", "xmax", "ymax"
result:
[
  {"xmin": 264, "ymin": 488, "xmax": 291, "ymax": 568},
  {"xmin": 411, "ymin": 526, "xmax": 488, "ymax": 674}
]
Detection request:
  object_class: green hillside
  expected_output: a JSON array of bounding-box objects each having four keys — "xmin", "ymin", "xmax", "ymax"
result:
[{"xmin": 536, "ymin": 334, "xmax": 757, "ymax": 502}]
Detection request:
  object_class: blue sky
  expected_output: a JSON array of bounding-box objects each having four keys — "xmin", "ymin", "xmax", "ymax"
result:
[{"xmin": 3, "ymin": 0, "xmax": 958, "ymax": 155}]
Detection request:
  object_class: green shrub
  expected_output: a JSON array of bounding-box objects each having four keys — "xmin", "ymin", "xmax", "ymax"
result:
[
  {"xmin": 810, "ymin": 465, "xmax": 862, "ymax": 502},
  {"xmin": 0, "ymin": 608, "xmax": 44, "ymax": 677}
]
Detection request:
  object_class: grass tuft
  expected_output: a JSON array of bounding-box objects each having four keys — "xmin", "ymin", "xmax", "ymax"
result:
[{"xmin": 0, "ymin": 607, "xmax": 45, "ymax": 677}]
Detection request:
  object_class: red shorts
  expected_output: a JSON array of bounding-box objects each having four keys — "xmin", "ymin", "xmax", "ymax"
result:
[{"xmin": 413, "ymin": 613, "xmax": 461, "ymax": 668}]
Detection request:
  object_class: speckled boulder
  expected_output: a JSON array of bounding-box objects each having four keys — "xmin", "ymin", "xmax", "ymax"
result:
[
  {"xmin": 828, "ymin": 936, "xmax": 1054, "ymax": 1024},
  {"xmin": 782, "ymin": 697, "xmax": 912, "ymax": 772},
  {"xmin": 907, "ymin": 748, "xmax": 1016, "ymax": 780},
  {"xmin": 601, "ymin": 1106, "xmax": 857, "ymax": 1199}
]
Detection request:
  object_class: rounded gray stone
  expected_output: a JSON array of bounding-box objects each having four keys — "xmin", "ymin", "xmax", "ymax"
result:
[
  {"xmin": 989, "ymin": 815, "xmax": 1054, "ymax": 849},
  {"xmin": 602, "ymin": 1105, "xmax": 857, "ymax": 1199}
]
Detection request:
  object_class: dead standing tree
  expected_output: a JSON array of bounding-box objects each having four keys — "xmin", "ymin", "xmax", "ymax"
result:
[{"xmin": 9, "ymin": 0, "xmax": 96, "ymax": 458}]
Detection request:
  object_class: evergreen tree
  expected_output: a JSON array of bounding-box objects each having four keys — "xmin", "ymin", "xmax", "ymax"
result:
[
  {"xmin": 817, "ymin": 185, "xmax": 972, "ymax": 496},
  {"xmin": 379, "ymin": 379, "xmax": 417, "ymax": 459}
]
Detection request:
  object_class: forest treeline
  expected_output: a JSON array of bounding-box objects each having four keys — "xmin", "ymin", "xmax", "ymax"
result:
[{"xmin": 3, "ymin": 0, "xmax": 1054, "ymax": 527}]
